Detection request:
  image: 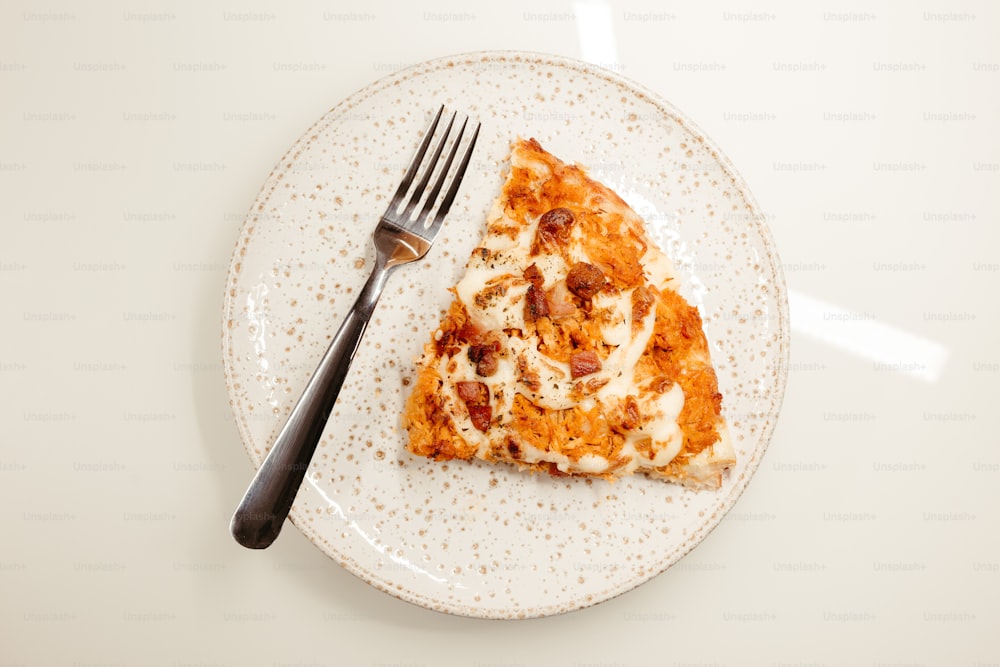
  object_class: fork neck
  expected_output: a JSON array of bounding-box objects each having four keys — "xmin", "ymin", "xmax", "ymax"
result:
[{"xmin": 354, "ymin": 256, "xmax": 394, "ymax": 321}]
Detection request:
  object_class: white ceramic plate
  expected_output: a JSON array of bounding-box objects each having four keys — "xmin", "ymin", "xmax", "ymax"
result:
[{"xmin": 222, "ymin": 51, "xmax": 788, "ymax": 619}]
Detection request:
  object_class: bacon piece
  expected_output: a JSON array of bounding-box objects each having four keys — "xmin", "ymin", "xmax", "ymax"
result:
[
  {"xmin": 523, "ymin": 263, "xmax": 544, "ymax": 287},
  {"xmin": 466, "ymin": 404, "xmax": 492, "ymax": 432},
  {"xmin": 531, "ymin": 207, "xmax": 575, "ymax": 255},
  {"xmin": 522, "ymin": 263, "xmax": 550, "ymax": 322},
  {"xmin": 525, "ymin": 284, "xmax": 549, "ymax": 321},
  {"xmin": 570, "ymin": 350, "xmax": 602, "ymax": 378},
  {"xmin": 456, "ymin": 320, "xmax": 482, "ymax": 343},
  {"xmin": 456, "ymin": 380, "xmax": 487, "ymax": 404},
  {"xmin": 434, "ymin": 304, "xmax": 481, "ymax": 357},
  {"xmin": 565, "ymin": 262, "xmax": 606, "ymax": 300},
  {"xmin": 468, "ymin": 338, "xmax": 501, "ymax": 377},
  {"xmin": 455, "ymin": 381, "xmax": 491, "ymax": 432},
  {"xmin": 545, "ymin": 280, "xmax": 576, "ymax": 318}
]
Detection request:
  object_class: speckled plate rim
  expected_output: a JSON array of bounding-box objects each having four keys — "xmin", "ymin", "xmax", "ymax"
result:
[{"xmin": 222, "ymin": 49, "xmax": 790, "ymax": 619}]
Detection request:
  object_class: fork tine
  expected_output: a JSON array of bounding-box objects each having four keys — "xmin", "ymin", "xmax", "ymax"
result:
[
  {"xmin": 415, "ymin": 116, "xmax": 469, "ymax": 223},
  {"xmin": 400, "ymin": 111, "xmax": 457, "ymax": 220},
  {"xmin": 431, "ymin": 120, "xmax": 480, "ymax": 226},
  {"xmin": 389, "ymin": 105, "xmax": 444, "ymax": 209}
]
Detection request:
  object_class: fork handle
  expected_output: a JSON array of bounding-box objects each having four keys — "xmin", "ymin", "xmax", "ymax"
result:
[{"xmin": 231, "ymin": 262, "xmax": 391, "ymax": 549}]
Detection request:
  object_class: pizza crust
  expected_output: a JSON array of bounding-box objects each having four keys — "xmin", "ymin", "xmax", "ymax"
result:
[{"xmin": 403, "ymin": 138, "xmax": 734, "ymax": 489}]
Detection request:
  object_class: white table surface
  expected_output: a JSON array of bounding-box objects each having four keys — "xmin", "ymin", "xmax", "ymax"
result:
[{"xmin": 3, "ymin": 0, "xmax": 998, "ymax": 665}]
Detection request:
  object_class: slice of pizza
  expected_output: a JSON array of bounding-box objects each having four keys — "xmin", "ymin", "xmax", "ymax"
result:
[{"xmin": 402, "ymin": 138, "xmax": 734, "ymax": 489}]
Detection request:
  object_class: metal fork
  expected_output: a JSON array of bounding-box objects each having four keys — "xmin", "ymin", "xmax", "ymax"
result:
[{"xmin": 231, "ymin": 107, "xmax": 480, "ymax": 549}]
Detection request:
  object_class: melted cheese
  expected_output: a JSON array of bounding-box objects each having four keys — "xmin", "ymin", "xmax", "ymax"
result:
[
  {"xmin": 405, "ymin": 139, "xmax": 733, "ymax": 488},
  {"xmin": 441, "ymin": 205, "xmax": 690, "ymax": 476}
]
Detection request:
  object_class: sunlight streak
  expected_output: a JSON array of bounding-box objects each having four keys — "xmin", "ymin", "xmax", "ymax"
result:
[{"xmin": 789, "ymin": 289, "xmax": 949, "ymax": 383}]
